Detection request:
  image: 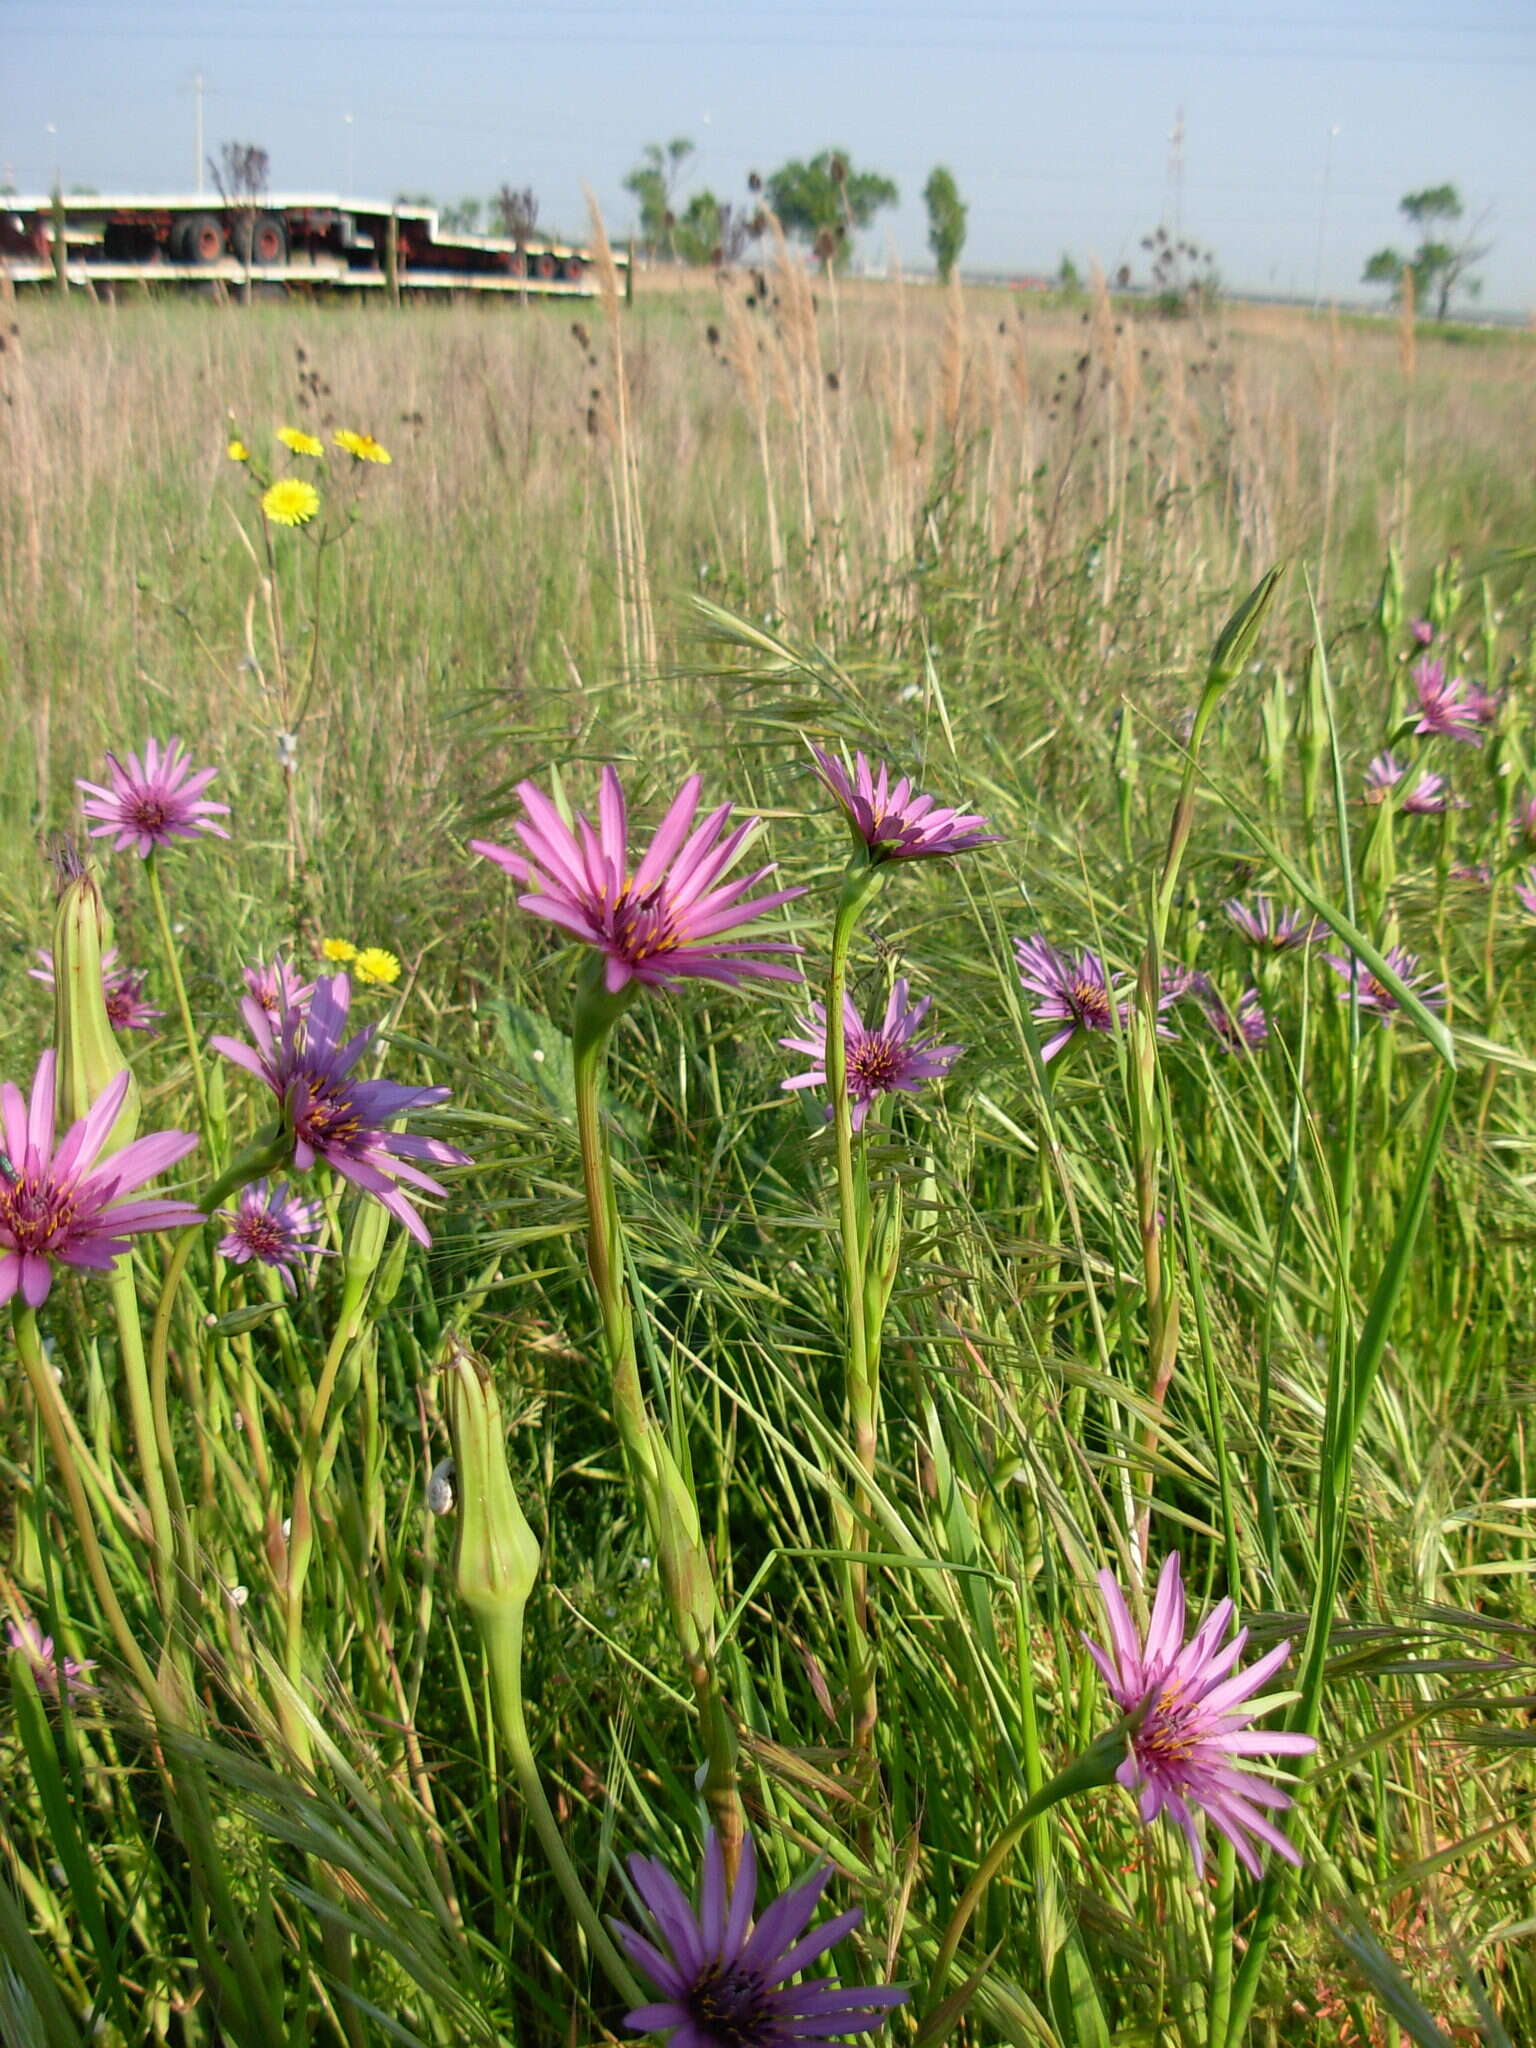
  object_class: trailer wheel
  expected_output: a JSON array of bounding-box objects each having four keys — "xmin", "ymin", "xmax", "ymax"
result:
[
  {"xmin": 235, "ymin": 213, "xmax": 289, "ymax": 265},
  {"xmin": 563, "ymin": 255, "xmax": 584, "ymax": 283},
  {"xmin": 534, "ymin": 251, "xmax": 557, "ymax": 280},
  {"xmin": 175, "ymin": 213, "xmax": 226, "ymax": 264}
]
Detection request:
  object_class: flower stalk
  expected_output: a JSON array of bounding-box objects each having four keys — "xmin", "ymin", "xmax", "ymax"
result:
[{"xmin": 570, "ymin": 961, "xmax": 742, "ymax": 1868}]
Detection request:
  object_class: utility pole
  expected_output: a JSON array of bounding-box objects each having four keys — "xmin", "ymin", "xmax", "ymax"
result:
[
  {"xmin": 194, "ymin": 72, "xmax": 205, "ymax": 194},
  {"xmin": 1311, "ymin": 122, "xmax": 1341, "ymax": 313}
]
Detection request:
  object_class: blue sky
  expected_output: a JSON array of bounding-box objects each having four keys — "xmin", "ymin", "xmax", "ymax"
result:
[{"xmin": 3, "ymin": 1, "xmax": 1533, "ymax": 308}]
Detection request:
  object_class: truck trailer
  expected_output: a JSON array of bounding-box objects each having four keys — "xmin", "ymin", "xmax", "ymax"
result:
[{"xmin": 0, "ymin": 191, "xmax": 623, "ymax": 301}]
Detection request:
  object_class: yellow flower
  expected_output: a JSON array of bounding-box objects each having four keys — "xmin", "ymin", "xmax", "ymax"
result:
[
  {"xmin": 262, "ymin": 478, "xmax": 320, "ymax": 528},
  {"xmin": 334, "ymin": 429, "xmax": 392, "ymax": 465},
  {"xmin": 277, "ymin": 425, "xmax": 324, "ymax": 458},
  {"xmin": 321, "ymin": 937, "xmax": 357, "ymax": 963},
  {"xmin": 227, "ymin": 438, "xmax": 250, "ymax": 462},
  {"xmin": 354, "ymin": 947, "xmax": 401, "ymax": 986}
]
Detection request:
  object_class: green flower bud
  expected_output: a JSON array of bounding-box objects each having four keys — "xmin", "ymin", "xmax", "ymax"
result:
[
  {"xmin": 53, "ymin": 870, "xmax": 138, "ymax": 1155},
  {"xmin": 440, "ymin": 1338, "xmax": 540, "ymax": 1628},
  {"xmin": 1374, "ymin": 544, "xmax": 1404, "ymax": 643},
  {"xmin": 1207, "ymin": 563, "xmax": 1284, "ymax": 693}
]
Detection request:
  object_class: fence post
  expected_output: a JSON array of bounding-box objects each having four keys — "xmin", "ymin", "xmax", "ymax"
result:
[
  {"xmin": 52, "ymin": 188, "xmax": 69, "ymax": 297},
  {"xmin": 386, "ymin": 210, "xmax": 400, "ymax": 306}
]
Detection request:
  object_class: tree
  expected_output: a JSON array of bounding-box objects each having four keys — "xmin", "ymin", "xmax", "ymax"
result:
[
  {"xmin": 440, "ymin": 196, "xmax": 482, "ymax": 233},
  {"xmin": 1361, "ymin": 183, "xmax": 1488, "ymax": 321},
  {"xmin": 671, "ymin": 192, "xmax": 765, "ymax": 268},
  {"xmin": 923, "ymin": 165, "xmax": 967, "ymax": 281},
  {"xmin": 493, "ymin": 185, "xmax": 539, "ymax": 248},
  {"xmin": 623, "ymin": 137, "xmax": 694, "ymax": 258},
  {"xmin": 764, "ymin": 149, "xmax": 898, "ymax": 266},
  {"xmin": 210, "ymin": 142, "xmax": 268, "ymax": 204}
]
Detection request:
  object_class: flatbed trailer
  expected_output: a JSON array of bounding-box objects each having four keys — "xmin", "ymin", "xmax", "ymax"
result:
[{"xmin": 0, "ymin": 191, "xmax": 624, "ymax": 301}]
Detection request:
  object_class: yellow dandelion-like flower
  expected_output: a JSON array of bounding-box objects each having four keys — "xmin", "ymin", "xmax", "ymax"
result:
[
  {"xmin": 262, "ymin": 478, "xmax": 320, "ymax": 528},
  {"xmin": 354, "ymin": 947, "xmax": 401, "ymax": 986},
  {"xmin": 227, "ymin": 438, "xmax": 250, "ymax": 462},
  {"xmin": 321, "ymin": 937, "xmax": 358, "ymax": 963},
  {"xmin": 334, "ymin": 429, "xmax": 392, "ymax": 465},
  {"xmin": 277, "ymin": 425, "xmax": 324, "ymax": 458}
]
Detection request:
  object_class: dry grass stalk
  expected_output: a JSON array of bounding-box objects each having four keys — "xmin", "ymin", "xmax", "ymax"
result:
[{"xmin": 585, "ymin": 188, "xmax": 656, "ymax": 677}]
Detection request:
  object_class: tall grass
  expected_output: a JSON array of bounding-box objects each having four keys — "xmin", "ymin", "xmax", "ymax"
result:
[{"xmin": 0, "ymin": 271, "xmax": 1534, "ymax": 2046}]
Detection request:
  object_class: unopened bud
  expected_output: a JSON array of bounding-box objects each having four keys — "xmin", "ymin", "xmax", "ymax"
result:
[
  {"xmin": 1375, "ymin": 544, "xmax": 1404, "ymax": 643},
  {"xmin": 53, "ymin": 870, "xmax": 138, "ymax": 1153},
  {"xmin": 1207, "ymin": 563, "xmax": 1284, "ymax": 692},
  {"xmin": 441, "ymin": 1338, "xmax": 539, "ymax": 1627}
]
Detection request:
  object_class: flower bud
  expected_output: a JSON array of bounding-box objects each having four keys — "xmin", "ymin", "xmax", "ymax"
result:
[
  {"xmin": 440, "ymin": 1337, "xmax": 539, "ymax": 1628},
  {"xmin": 52, "ymin": 870, "xmax": 138, "ymax": 1154},
  {"xmin": 1374, "ymin": 544, "xmax": 1404, "ymax": 644},
  {"xmin": 1206, "ymin": 563, "xmax": 1283, "ymax": 693}
]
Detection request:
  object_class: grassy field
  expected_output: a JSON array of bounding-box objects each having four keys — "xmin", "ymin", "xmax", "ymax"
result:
[{"xmin": 1, "ymin": 251, "xmax": 1535, "ymax": 2047}]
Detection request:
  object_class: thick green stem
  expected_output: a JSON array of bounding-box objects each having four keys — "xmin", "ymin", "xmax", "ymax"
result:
[
  {"xmin": 825, "ymin": 861, "xmax": 885, "ymax": 1755},
  {"xmin": 924, "ymin": 1724, "xmax": 1132, "ymax": 2010},
  {"xmin": 483, "ymin": 1608, "xmax": 644, "ymax": 2007},
  {"xmin": 145, "ymin": 854, "xmax": 214, "ymax": 1148},
  {"xmin": 12, "ymin": 1303, "xmax": 159, "ymax": 1700},
  {"xmin": 107, "ymin": 1262, "xmax": 177, "ymax": 1619},
  {"xmin": 570, "ymin": 965, "xmax": 740, "ymax": 1862}
]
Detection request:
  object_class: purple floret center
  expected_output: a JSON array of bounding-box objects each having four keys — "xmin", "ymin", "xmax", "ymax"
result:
[
  {"xmin": 607, "ymin": 880, "xmax": 682, "ymax": 965},
  {"xmin": 687, "ymin": 1961, "xmax": 774, "ymax": 2044},
  {"xmin": 1, "ymin": 1176, "xmax": 78, "ymax": 1250},
  {"xmin": 849, "ymin": 1037, "xmax": 902, "ymax": 1093},
  {"xmin": 130, "ymin": 796, "xmax": 170, "ymax": 835},
  {"xmin": 1072, "ymin": 978, "xmax": 1114, "ymax": 1028}
]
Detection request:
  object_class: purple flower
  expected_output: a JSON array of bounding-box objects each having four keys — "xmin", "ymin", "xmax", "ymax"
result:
[
  {"xmin": 1222, "ymin": 898, "xmax": 1323, "ymax": 952},
  {"xmin": 217, "ymin": 1179, "xmax": 327, "ymax": 1293},
  {"xmin": 611, "ymin": 1828, "xmax": 906, "ymax": 2045},
  {"xmin": 1014, "ymin": 935, "xmax": 1124, "ymax": 1061},
  {"xmin": 6, "ymin": 1615, "xmax": 97, "ymax": 1699},
  {"xmin": 1409, "ymin": 618, "xmax": 1435, "ymax": 647},
  {"xmin": 0, "ymin": 1052, "xmax": 200, "ymax": 1308},
  {"xmin": 31, "ymin": 948, "xmax": 164, "ymax": 1034},
  {"xmin": 1324, "ymin": 945, "xmax": 1445, "ymax": 1017},
  {"xmin": 1410, "ymin": 659, "xmax": 1488, "ymax": 744},
  {"xmin": 779, "ymin": 978, "xmax": 961, "ymax": 1130},
  {"xmin": 1364, "ymin": 752, "xmax": 1406, "ymax": 805},
  {"xmin": 1160, "ymin": 962, "xmax": 1205, "ymax": 1004},
  {"xmin": 1515, "ymin": 866, "xmax": 1536, "ymax": 920},
  {"xmin": 810, "ymin": 746, "xmax": 997, "ymax": 863},
  {"xmin": 472, "ymin": 767, "xmax": 804, "ymax": 996},
  {"xmin": 212, "ymin": 973, "xmax": 467, "ymax": 1246},
  {"xmin": 1511, "ymin": 795, "xmax": 1536, "ymax": 847},
  {"xmin": 1085, "ymin": 1553, "xmax": 1316, "ymax": 1880},
  {"xmin": 242, "ymin": 957, "xmax": 315, "ymax": 1020},
  {"xmin": 1203, "ymin": 986, "xmax": 1268, "ymax": 1052},
  {"xmin": 77, "ymin": 737, "xmax": 231, "ymax": 857}
]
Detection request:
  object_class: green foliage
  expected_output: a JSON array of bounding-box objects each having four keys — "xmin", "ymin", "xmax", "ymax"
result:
[
  {"xmin": 439, "ymin": 196, "xmax": 482, "ymax": 234},
  {"xmin": 922, "ymin": 164, "xmax": 967, "ymax": 281},
  {"xmin": 764, "ymin": 147, "xmax": 897, "ymax": 265},
  {"xmin": 1, "ymin": 295, "xmax": 1535, "ymax": 2048},
  {"xmin": 1363, "ymin": 182, "xmax": 1488, "ymax": 320},
  {"xmin": 673, "ymin": 190, "xmax": 724, "ymax": 268},
  {"xmin": 622, "ymin": 136, "xmax": 694, "ymax": 258}
]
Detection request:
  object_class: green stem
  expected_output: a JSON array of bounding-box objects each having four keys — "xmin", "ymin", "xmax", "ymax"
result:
[
  {"xmin": 825, "ymin": 860, "xmax": 885, "ymax": 1754},
  {"xmin": 482, "ymin": 1608, "xmax": 644, "ymax": 2008},
  {"xmin": 11, "ymin": 1302, "xmax": 160, "ymax": 1700},
  {"xmin": 145, "ymin": 853, "xmax": 214, "ymax": 1147},
  {"xmin": 570, "ymin": 965, "xmax": 741, "ymax": 1862},
  {"xmin": 924, "ymin": 1724, "xmax": 1132, "ymax": 2010},
  {"xmin": 107, "ymin": 1262, "xmax": 177, "ymax": 1618}
]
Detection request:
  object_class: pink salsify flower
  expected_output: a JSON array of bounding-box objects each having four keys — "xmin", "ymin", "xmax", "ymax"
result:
[
  {"xmin": 809, "ymin": 744, "xmax": 998, "ymax": 863},
  {"xmin": 1363, "ymin": 752, "xmax": 1463, "ymax": 814},
  {"xmin": 1203, "ymin": 986, "xmax": 1269, "ymax": 1052},
  {"xmin": 1084, "ymin": 1552, "xmax": 1316, "ymax": 1879},
  {"xmin": 471, "ymin": 766, "xmax": 805, "ymax": 995},
  {"xmin": 1409, "ymin": 659, "xmax": 1490, "ymax": 745},
  {"xmin": 1515, "ymin": 867, "xmax": 1536, "ymax": 920},
  {"xmin": 1014, "ymin": 935, "xmax": 1124, "ymax": 1060},
  {"xmin": 611, "ymin": 1827, "xmax": 906, "ymax": 2045},
  {"xmin": 1222, "ymin": 897, "xmax": 1324, "ymax": 951},
  {"xmin": 0, "ymin": 1052, "xmax": 201, "ymax": 1308},
  {"xmin": 1409, "ymin": 617, "xmax": 1435, "ymax": 647},
  {"xmin": 77, "ymin": 737, "xmax": 231, "ymax": 857},
  {"xmin": 5, "ymin": 1614, "xmax": 97, "ymax": 1699},
  {"xmin": 779, "ymin": 978, "xmax": 962, "ymax": 1130},
  {"xmin": 1511, "ymin": 794, "xmax": 1536, "ymax": 848},
  {"xmin": 217, "ymin": 1178, "xmax": 329, "ymax": 1293},
  {"xmin": 242, "ymin": 957, "xmax": 315, "ymax": 1020},
  {"xmin": 31, "ymin": 948, "xmax": 164, "ymax": 1034},
  {"xmin": 1324, "ymin": 944, "xmax": 1445, "ymax": 1018},
  {"xmin": 211, "ymin": 973, "xmax": 467, "ymax": 1247},
  {"xmin": 1014, "ymin": 935, "xmax": 1177, "ymax": 1062}
]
